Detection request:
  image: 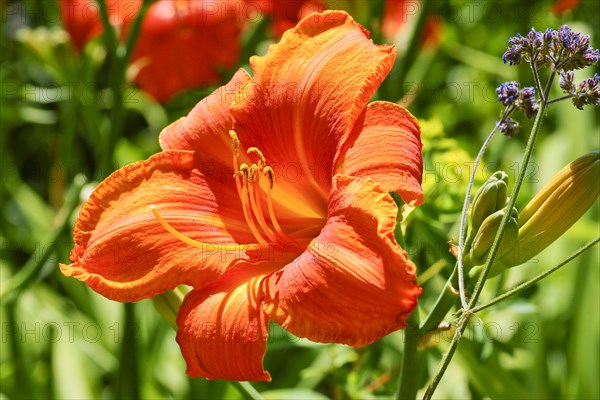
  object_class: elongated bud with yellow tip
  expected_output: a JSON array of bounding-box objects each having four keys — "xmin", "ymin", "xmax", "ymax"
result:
[
  {"xmin": 470, "ymin": 171, "xmax": 509, "ymax": 231},
  {"xmin": 496, "ymin": 151, "xmax": 599, "ymax": 269},
  {"xmin": 465, "ymin": 206, "xmax": 519, "ymax": 273},
  {"xmin": 152, "ymin": 286, "xmax": 190, "ymax": 330}
]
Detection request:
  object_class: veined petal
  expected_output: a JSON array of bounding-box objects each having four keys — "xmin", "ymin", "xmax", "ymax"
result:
[
  {"xmin": 231, "ymin": 11, "xmax": 397, "ymax": 216},
  {"xmin": 336, "ymin": 101, "xmax": 424, "ymax": 205},
  {"xmin": 261, "ymin": 175, "xmax": 421, "ymax": 347},
  {"xmin": 176, "ymin": 266, "xmax": 275, "ymax": 381},
  {"xmin": 60, "ymin": 151, "xmax": 259, "ymax": 302},
  {"xmin": 159, "ymin": 69, "xmax": 251, "ymax": 167}
]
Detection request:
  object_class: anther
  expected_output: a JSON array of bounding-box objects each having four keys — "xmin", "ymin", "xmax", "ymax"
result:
[
  {"xmin": 238, "ymin": 163, "xmax": 250, "ymax": 182},
  {"xmin": 264, "ymin": 166, "xmax": 275, "ymax": 189},
  {"xmin": 247, "ymin": 147, "xmax": 266, "ymax": 168}
]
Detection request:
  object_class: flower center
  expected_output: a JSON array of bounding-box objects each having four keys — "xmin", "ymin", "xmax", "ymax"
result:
[
  {"xmin": 150, "ymin": 130, "xmax": 291, "ymax": 249},
  {"xmin": 229, "ymin": 130, "xmax": 291, "ymax": 245}
]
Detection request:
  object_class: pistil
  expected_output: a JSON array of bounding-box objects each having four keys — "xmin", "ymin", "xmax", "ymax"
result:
[{"xmin": 150, "ymin": 204, "xmax": 241, "ymax": 251}]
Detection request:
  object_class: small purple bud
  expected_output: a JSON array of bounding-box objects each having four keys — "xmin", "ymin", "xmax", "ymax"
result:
[
  {"xmin": 496, "ymin": 81, "xmax": 520, "ymax": 106},
  {"xmin": 573, "ymin": 73, "xmax": 600, "ymax": 109},
  {"xmin": 499, "ymin": 117, "xmax": 520, "ymax": 138},
  {"xmin": 559, "ymin": 71, "xmax": 575, "ymax": 93}
]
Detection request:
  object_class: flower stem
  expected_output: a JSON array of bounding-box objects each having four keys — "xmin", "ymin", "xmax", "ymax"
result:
[
  {"xmin": 471, "ymin": 236, "xmax": 600, "ymax": 313},
  {"xmin": 456, "ymin": 120, "xmax": 502, "ymax": 309},
  {"xmin": 419, "ymin": 267, "xmax": 460, "ymax": 335},
  {"xmin": 97, "ymin": 0, "xmax": 117, "ymax": 57},
  {"xmin": 547, "ymin": 93, "xmax": 575, "ymax": 104},
  {"xmin": 98, "ymin": 0, "xmax": 154, "ymax": 178},
  {"xmin": 230, "ymin": 381, "xmax": 265, "ymax": 400},
  {"xmin": 530, "ymin": 63, "xmax": 545, "ymax": 103},
  {"xmin": 395, "ymin": 267, "xmax": 461, "ymax": 399},
  {"xmin": 397, "ymin": 306, "xmax": 422, "ymax": 400},
  {"xmin": 117, "ymin": 302, "xmax": 140, "ymax": 400},
  {"xmin": 422, "ymin": 71, "xmax": 556, "ymax": 400}
]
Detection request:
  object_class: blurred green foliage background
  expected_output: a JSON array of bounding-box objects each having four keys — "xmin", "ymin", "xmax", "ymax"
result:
[{"xmin": 1, "ymin": 0, "xmax": 598, "ymax": 399}]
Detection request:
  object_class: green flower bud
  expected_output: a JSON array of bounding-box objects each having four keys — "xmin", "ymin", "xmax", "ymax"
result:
[
  {"xmin": 152, "ymin": 286, "xmax": 190, "ymax": 330},
  {"xmin": 470, "ymin": 171, "xmax": 509, "ymax": 231},
  {"xmin": 465, "ymin": 206, "xmax": 519, "ymax": 272},
  {"xmin": 496, "ymin": 151, "xmax": 599, "ymax": 269}
]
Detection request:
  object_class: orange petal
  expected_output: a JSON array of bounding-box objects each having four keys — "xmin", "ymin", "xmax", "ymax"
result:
[
  {"xmin": 261, "ymin": 175, "xmax": 421, "ymax": 347},
  {"xmin": 230, "ymin": 11, "xmax": 397, "ymax": 215},
  {"xmin": 159, "ymin": 69, "xmax": 251, "ymax": 169},
  {"xmin": 336, "ymin": 101, "xmax": 424, "ymax": 205},
  {"xmin": 60, "ymin": 150, "xmax": 258, "ymax": 302},
  {"xmin": 176, "ymin": 266, "xmax": 274, "ymax": 381}
]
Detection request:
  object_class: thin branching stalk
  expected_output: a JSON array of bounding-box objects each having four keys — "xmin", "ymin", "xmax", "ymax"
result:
[
  {"xmin": 456, "ymin": 119, "xmax": 504, "ymax": 309},
  {"xmin": 422, "ymin": 71, "xmax": 556, "ymax": 400}
]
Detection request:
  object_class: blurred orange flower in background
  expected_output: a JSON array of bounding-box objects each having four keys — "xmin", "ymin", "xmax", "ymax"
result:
[
  {"xmin": 382, "ymin": 0, "xmax": 442, "ymax": 50},
  {"xmin": 246, "ymin": 0, "xmax": 326, "ymax": 36},
  {"xmin": 60, "ymin": 11, "xmax": 423, "ymax": 381},
  {"xmin": 60, "ymin": 0, "xmax": 242, "ymax": 102},
  {"xmin": 551, "ymin": 0, "xmax": 580, "ymax": 16},
  {"xmin": 129, "ymin": 0, "xmax": 242, "ymax": 102}
]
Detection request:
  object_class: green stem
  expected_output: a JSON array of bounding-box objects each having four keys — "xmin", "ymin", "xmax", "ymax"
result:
[
  {"xmin": 96, "ymin": 0, "xmax": 118, "ymax": 58},
  {"xmin": 471, "ymin": 236, "xmax": 600, "ymax": 313},
  {"xmin": 117, "ymin": 302, "xmax": 140, "ymax": 400},
  {"xmin": 395, "ymin": 268, "xmax": 462, "ymax": 399},
  {"xmin": 419, "ymin": 267, "xmax": 460, "ymax": 335},
  {"xmin": 456, "ymin": 118, "xmax": 504, "ymax": 309},
  {"xmin": 422, "ymin": 71, "xmax": 556, "ymax": 400},
  {"xmin": 99, "ymin": 0, "xmax": 154, "ymax": 178},
  {"xmin": 547, "ymin": 93, "xmax": 575, "ymax": 104},
  {"xmin": 0, "ymin": 175, "xmax": 86, "ymax": 302},
  {"xmin": 530, "ymin": 63, "xmax": 544, "ymax": 103},
  {"xmin": 230, "ymin": 381, "xmax": 265, "ymax": 400},
  {"xmin": 397, "ymin": 306, "xmax": 421, "ymax": 399}
]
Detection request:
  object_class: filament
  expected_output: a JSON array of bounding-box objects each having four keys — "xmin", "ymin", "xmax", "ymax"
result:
[{"xmin": 264, "ymin": 167, "xmax": 292, "ymax": 243}]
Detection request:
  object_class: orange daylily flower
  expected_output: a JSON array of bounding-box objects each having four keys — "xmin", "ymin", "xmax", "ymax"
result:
[
  {"xmin": 129, "ymin": 0, "xmax": 242, "ymax": 102},
  {"xmin": 60, "ymin": 0, "xmax": 242, "ymax": 102},
  {"xmin": 60, "ymin": 11, "xmax": 423, "ymax": 381}
]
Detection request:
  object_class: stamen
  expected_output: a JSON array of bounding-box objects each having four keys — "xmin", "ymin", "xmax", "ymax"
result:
[
  {"xmin": 247, "ymin": 165, "xmax": 279, "ymax": 243},
  {"xmin": 150, "ymin": 204, "xmax": 240, "ymax": 251},
  {"xmin": 263, "ymin": 167, "xmax": 292, "ymax": 242},
  {"xmin": 238, "ymin": 164, "xmax": 268, "ymax": 245}
]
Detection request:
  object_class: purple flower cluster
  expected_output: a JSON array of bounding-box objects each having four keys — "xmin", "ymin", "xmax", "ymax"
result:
[
  {"xmin": 503, "ymin": 29, "xmax": 548, "ymax": 67},
  {"xmin": 496, "ymin": 82, "xmax": 539, "ymax": 118},
  {"xmin": 559, "ymin": 72, "xmax": 600, "ymax": 109},
  {"xmin": 503, "ymin": 25, "xmax": 599, "ymax": 71}
]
